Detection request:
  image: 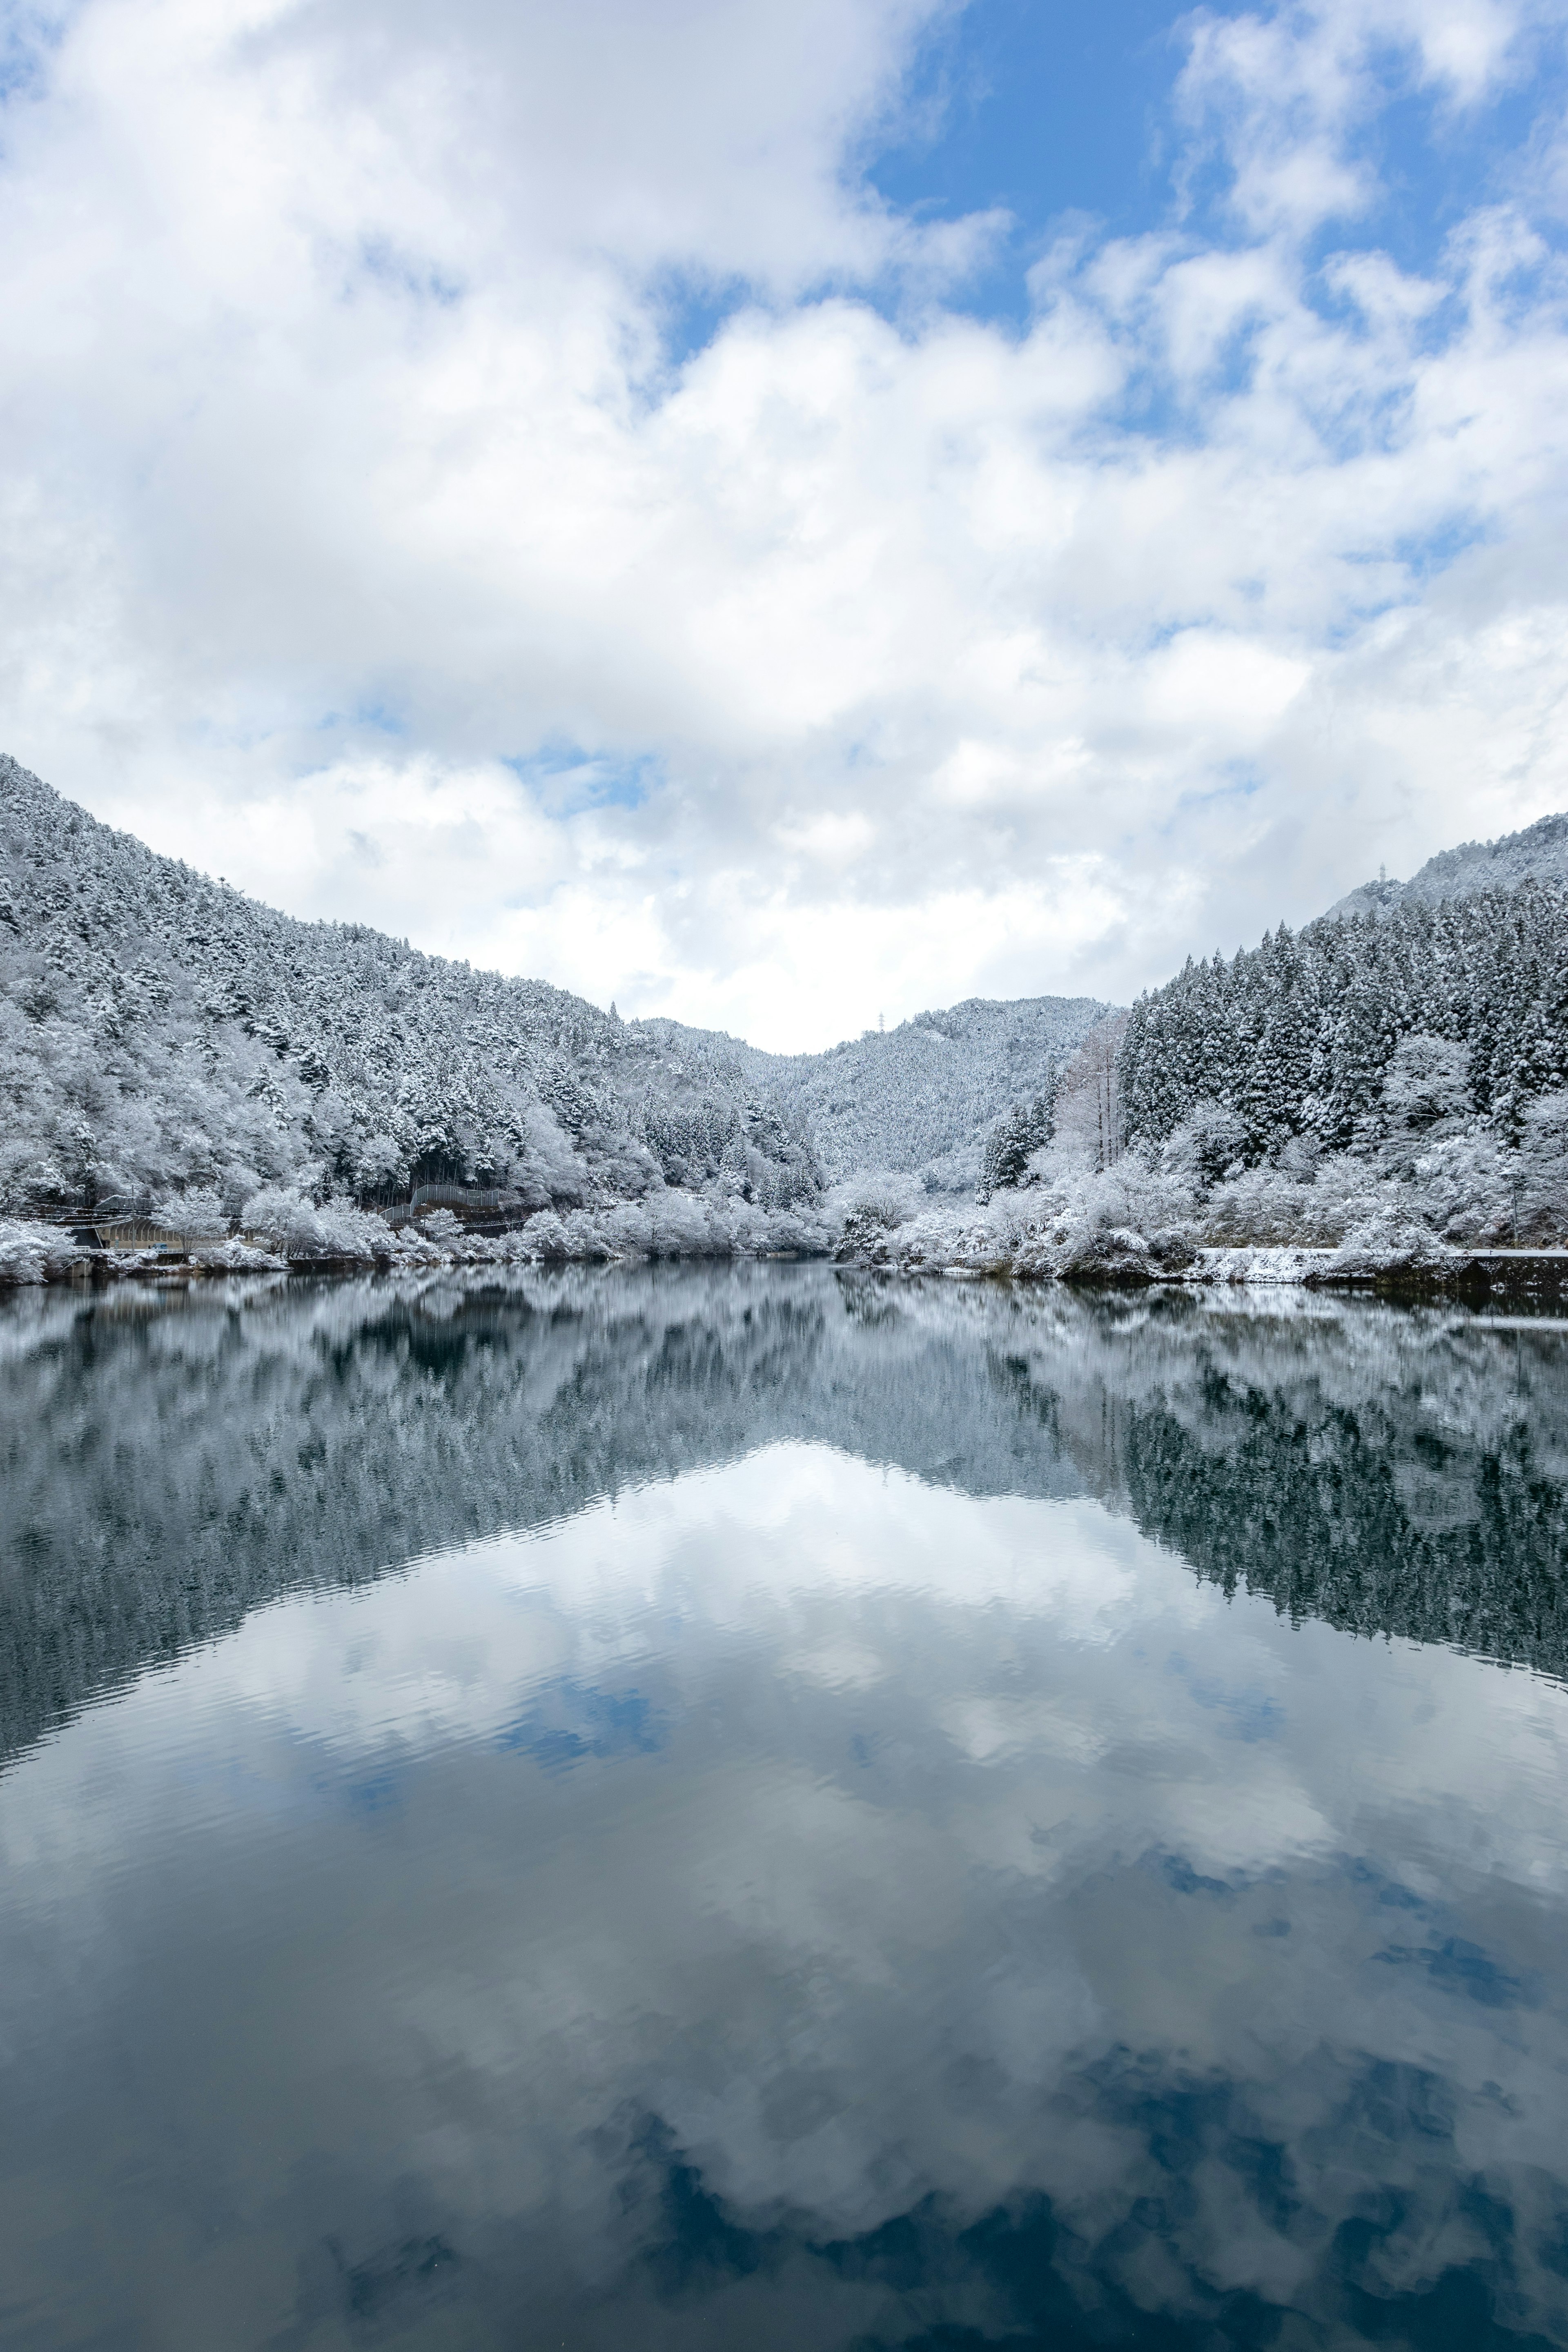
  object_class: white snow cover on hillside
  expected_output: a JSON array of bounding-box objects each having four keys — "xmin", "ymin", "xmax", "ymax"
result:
[
  {"xmin": 0, "ymin": 755, "xmax": 1104, "ymax": 1229},
  {"xmin": 0, "ymin": 755, "xmax": 822, "ymax": 1218},
  {"xmin": 642, "ymin": 996, "xmax": 1109, "ymax": 1190},
  {"xmin": 4, "ymin": 753, "xmax": 1567, "ymax": 1282},
  {"xmin": 1327, "ymin": 811, "xmax": 1568, "ymax": 922}
]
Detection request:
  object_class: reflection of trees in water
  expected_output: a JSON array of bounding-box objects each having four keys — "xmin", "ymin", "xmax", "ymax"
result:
[
  {"xmin": 0, "ymin": 1267, "xmax": 1079, "ymax": 1763},
  {"xmin": 987, "ymin": 1287, "xmax": 1568, "ymax": 1680},
  {"xmin": 1125, "ymin": 1392, "xmax": 1568, "ymax": 1675},
  {"xmin": 3, "ymin": 1270, "xmax": 1566, "ymax": 1764}
]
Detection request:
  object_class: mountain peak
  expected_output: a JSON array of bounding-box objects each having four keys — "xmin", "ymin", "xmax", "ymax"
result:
[{"xmin": 1328, "ymin": 810, "xmax": 1568, "ymax": 921}]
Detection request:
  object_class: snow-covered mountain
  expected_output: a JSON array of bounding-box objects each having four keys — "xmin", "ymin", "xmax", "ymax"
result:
[
  {"xmin": 0, "ymin": 756, "xmax": 1099, "ymax": 1217},
  {"xmin": 1327, "ymin": 810, "xmax": 1568, "ymax": 921},
  {"xmin": 639, "ymin": 995, "xmax": 1111, "ymax": 1189},
  {"xmin": 1122, "ymin": 861, "xmax": 1568, "ymax": 1165},
  {"xmin": 0, "ymin": 756, "xmax": 822, "ymax": 1218},
  {"xmin": 11, "ymin": 743, "xmax": 1561, "ymax": 1235}
]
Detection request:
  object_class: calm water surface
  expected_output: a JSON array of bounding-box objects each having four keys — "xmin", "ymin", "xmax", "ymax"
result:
[{"xmin": 2, "ymin": 1266, "xmax": 1567, "ymax": 2349}]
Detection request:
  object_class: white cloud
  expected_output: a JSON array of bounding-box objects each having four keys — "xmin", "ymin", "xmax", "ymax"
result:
[
  {"xmin": 2, "ymin": 0, "xmax": 1568, "ymax": 1045},
  {"xmin": 9, "ymin": 1440, "xmax": 1568, "ymax": 2313}
]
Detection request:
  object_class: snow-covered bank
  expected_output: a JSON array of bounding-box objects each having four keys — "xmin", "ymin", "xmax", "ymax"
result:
[
  {"xmin": 818, "ymin": 1152, "xmax": 1568, "ymax": 1294},
  {"xmin": 0, "ymin": 1190, "xmax": 836, "ymax": 1285},
  {"xmin": 5, "ymin": 1148, "xmax": 1566, "ymax": 1296}
]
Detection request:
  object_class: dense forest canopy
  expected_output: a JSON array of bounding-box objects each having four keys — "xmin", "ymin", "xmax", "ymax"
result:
[
  {"xmin": 1120, "ymin": 881, "xmax": 1568, "ymax": 1160},
  {"xmin": 0, "ymin": 755, "xmax": 824, "ymax": 1217}
]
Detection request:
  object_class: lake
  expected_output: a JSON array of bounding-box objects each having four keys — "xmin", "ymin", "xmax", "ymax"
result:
[{"xmin": 2, "ymin": 1266, "xmax": 1567, "ymax": 2350}]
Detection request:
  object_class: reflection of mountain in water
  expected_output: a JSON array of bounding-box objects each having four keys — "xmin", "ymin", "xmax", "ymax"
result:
[{"xmin": 3, "ymin": 1269, "xmax": 1566, "ymax": 1761}]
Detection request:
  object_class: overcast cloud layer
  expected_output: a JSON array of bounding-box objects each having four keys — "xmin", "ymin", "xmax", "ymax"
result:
[{"xmin": 3, "ymin": 0, "xmax": 1568, "ymax": 1048}]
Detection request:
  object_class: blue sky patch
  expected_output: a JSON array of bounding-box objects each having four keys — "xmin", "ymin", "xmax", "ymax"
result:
[{"xmin": 503, "ymin": 744, "xmax": 659, "ymax": 817}]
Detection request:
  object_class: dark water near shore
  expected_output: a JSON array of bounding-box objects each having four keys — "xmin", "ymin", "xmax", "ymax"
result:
[{"xmin": 2, "ymin": 1267, "xmax": 1568, "ymax": 2350}]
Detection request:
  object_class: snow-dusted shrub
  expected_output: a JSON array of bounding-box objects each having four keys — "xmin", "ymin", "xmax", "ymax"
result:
[
  {"xmin": 240, "ymin": 1189, "xmax": 394, "ymax": 1261},
  {"xmin": 1058, "ymin": 1225, "xmax": 1155, "ymax": 1285},
  {"xmin": 241, "ymin": 1187, "xmax": 327, "ymax": 1254},
  {"xmin": 315, "ymin": 1203, "xmax": 396, "ymax": 1259},
  {"xmin": 716, "ymin": 1197, "xmax": 784, "ymax": 1253},
  {"xmin": 1200, "ymin": 1163, "xmax": 1308, "ymax": 1245},
  {"xmin": 827, "ymin": 1171, "xmax": 923, "ymax": 1231},
  {"xmin": 1196, "ymin": 1244, "xmax": 1328, "ymax": 1286},
  {"xmin": 1290, "ymin": 1154, "xmax": 1388, "ymax": 1245},
  {"xmin": 884, "ymin": 1211, "xmax": 955, "ymax": 1271},
  {"xmin": 218, "ymin": 1163, "xmax": 264, "ymax": 1219},
  {"xmin": 0, "ymin": 1220, "xmax": 53, "ymax": 1284},
  {"xmin": 520, "ymin": 1210, "xmax": 572, "ymax": 1259},
  {"xmin": 500, "ymin": 1188, "xmax": 762, "ymax": 1261},
  {"xmin": 189, "ymin": 1236, "xmax": 288, "ymax": 1272},
  {"xmin": 997, "ymin": 1153, "xmax": 1194, "ymax": 1272},
  {"xmin": 598, "ymin": 1202, "xmax": 655, "ymax": 1256},
  {"xmin": 419, "ymin": 1207, "xmax": 466, "ymax": 1248},
  {"xmin": 0, "ymin": 1217, "xmax": 90, "ymax": 1283},
  {"xmin": 354, "ymin": 1133, "xmax": 407, "ymax": 1195},
  {"xmin": 1519, "ymin": 1092, "xmax": 1568, "ymax": 1242},
  {"xmin": 515, "ymin": 1102, "xmax": 592, "ymax": 1207},
  {"xmin": 1410, "ymin": 1130, "xmax": 1514, "ymax": 1245},
  {"xmin": 834, "ymin": 1207, "xmax": 899, "ymax": 1264},
  {"xmin": 916, "ymin": 1147, "xmax": 982, "ymax": 1198},
  {"xmin": 1093, "ymin": 1155, "xmax": 1194, "ymax": 1237},
  {"xmin": 761, "ymin": 1207, "xmax": 829, "ymax": 1254},
  {"xmin": 643, "ymin": 1190, "xmax": 722, "ymax": 1256},
  {"xmin": 831, "ymin": 1189, "xmax": 1014, "ymax": 1269},
  {"xmin": 1327, "ymin": 1203, "xmax": 1450, "ymax": 1281},
  {"xmin": 978, "ymin": 1094, "xmax": 1054, "ymax": 1200},
  {"xmin": 151, "ymin": 1185, "xmax": 228, "ymax": 1237},
  {"xmin": 555, "ymin": 1208, "xmax": 616, "ymax": 1259},
  {"xmin": 1381, "ymin": 1033, "xmax": 1472, "ymax": 1136},
  {"xmin": 1159, "ymin": 1101, "xmax": 1250, "ymax": 1187},
  {"xmin": 390, "ymin": 1223, "xmax": 443, "ymax": 1265}
]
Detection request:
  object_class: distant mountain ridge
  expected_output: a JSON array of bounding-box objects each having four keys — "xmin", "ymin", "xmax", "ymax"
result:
[
  {"xmin": 641, "ymin": 996, "xmax": 1112, "ymax": 1187},
  {"xmin": 1327, "ymin": 809, "xmax": 1568, "ymax": 921}
]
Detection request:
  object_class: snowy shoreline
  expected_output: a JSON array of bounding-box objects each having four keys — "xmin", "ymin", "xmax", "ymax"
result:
[{"xmin": 4, "ymin": 1210, "xmax": 1565, "ymax": 1304}]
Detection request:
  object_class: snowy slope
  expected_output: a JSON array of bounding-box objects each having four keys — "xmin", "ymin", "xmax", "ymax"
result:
[
  {"xmin": 636, "ymin": 997, "xmax": 1111, "ymax": 1188},
  {"xmin": 1327, "ymin": 811, "xmax": 1568, "ymax": 921},
  {"xmin": 0, "ymin": 757, "xmax": 821, "ymax": 1215},
  {"xmin": 1122, "ymin": 868, "xmax": 1568, "ymax": 1160}
]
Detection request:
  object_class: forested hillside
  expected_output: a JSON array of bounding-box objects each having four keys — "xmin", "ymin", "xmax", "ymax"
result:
[
  {"xmin": 1120, "ymin": 878, "xmax": 1568, "ymax": 1161},
  {"xmin": 0, "ymin": 755, "xmax": 1109, "ymax": 1221},
  {"xmin": 808, "ymin": 810, "xmax": 1568, "ymax": 1277},
  {"xmin": 0, "ymin": 757, "xmax": 821, "ymax": 1219}
]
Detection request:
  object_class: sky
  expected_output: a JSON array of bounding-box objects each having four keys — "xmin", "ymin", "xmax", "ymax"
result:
[{"xmin": 2, "ymin": 0, "xmax": 1568, "ymax": 1051}]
